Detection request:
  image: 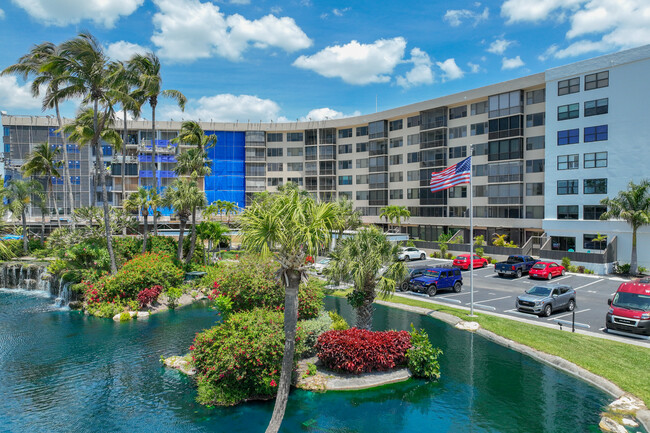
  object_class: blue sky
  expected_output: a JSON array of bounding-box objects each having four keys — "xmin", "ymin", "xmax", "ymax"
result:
[{"xmin": 0, "ymin": 0, "xmax": 648, "ymax": 123}]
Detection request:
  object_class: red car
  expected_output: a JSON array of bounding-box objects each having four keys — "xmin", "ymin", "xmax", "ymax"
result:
[
  {"xmin": 452, "ymin": 254, "xmax": 488, "ymax": 270},
  {"xmin": 529, "ymin": 262, "xmax": 565, "ymax": 280}
]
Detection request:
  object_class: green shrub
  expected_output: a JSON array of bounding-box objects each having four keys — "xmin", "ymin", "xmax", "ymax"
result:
[
  {"xmin": 639, "ymin": 266, "xmax": 647, "ymax": 274},
  {"xmin": 166, "ymin": 286, "xmax": 184, "ymax": 309},
  {"xmin": 584, "ymin": 269, "xmax": 594, "ymax": 274},
  {"xmin": 619, "ymin": 263, "xmax": 631, "ymax": 274},
  {"xmin": 561, "ymin": 257, "xmax": 571, "ymax": 270},
  {"xmin": 113, "ymin": 237, "xmax": 143, "ymax": 265},
  {"xmin": 297, "ymin": 312, "xmax": 333, "ymax": 357},
  {"xmin": 119, "ymin": 312, "xmax": 131, "ymax": 322},
  {"xmin": 475, "ymin": 247, "xmax": 484, "ymax": 258},
  {"xmin": 439, "ymin": 243, "xmax": 448, "ymax": 257},
  {"xmin": 210, "ymin": 292, "xmax": 234, "ymax": 319},
  {"xmin": 491, "ymin": 259, "xmax": 498, "ymax": 264},
  {"xmin": 146, "ymin": 236, "xmax": 177, "ymax": 257},
  {"xmin": 577, "ymin": 265, "xmax": 585, "ymax": 273},
  {"xmin": 406, "ymin": 239, "xmax": 416, "ymax": 248},
  {"xmin": 192, "ymin": 309, "xmax": 305, "ymax": 406},
  {"xmin": 445, "ymin": 253, "xmax": 453, "ymax": 260},
  {"xmin": 407, "ymin": 325, "xmax": 442, "ymax": 380},
  {"xmin": 328, "ymin": 311, "xmax": 349, "ymax": 330},
  {"xmin": 568, "ymin": 265, "xmax": 578, "ymax": 273}
]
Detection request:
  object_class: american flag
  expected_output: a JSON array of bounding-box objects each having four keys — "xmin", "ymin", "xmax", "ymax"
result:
[{"xmin": 430, "ymin": 156, "xmax": 472, "ymax": 193}]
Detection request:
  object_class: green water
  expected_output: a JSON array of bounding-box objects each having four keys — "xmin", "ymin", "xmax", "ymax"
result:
[{"xmin": 0, "ymin": 289, "xmax": 623, "ymax": 432}]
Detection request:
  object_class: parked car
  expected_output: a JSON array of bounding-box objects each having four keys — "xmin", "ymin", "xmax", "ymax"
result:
[
  {"xmin": 515, "ymin": 284, "xmax": 576, "ymax": 317},
  {"xmin": 529, "ymin": 262, "xmax": 566, "ymax": 280},
  {"xmin": 398, "ymin": 267, "xmax": 429, "ymax": 291},
  {"xmin": 495, "ymin": 255, "xmax": 538, "ymax": 278},
  {"xmin": 606, "ymin": 278, "xmax": 650, "ymax": 336},
  {"xmin": 398, "ymin": 247, "xmax": 427, "ymax": 262},
  {"xmin": 409, "ymin": 267, "xmax": 463, "ymax": 297},
  {"xmin": 452, "ymin": 254, "xmax": 488, "ymax": 270},
  {"xmin": 312, "ymin": 258, "xmax": 330, "ymax": 275}
]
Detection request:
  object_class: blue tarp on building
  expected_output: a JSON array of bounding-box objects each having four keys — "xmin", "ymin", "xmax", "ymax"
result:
[{"xmin": 204, "ymin": 131, "xmax": 246, "ymax": 209}]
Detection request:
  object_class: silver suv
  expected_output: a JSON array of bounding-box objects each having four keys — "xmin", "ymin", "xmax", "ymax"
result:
[{"xmin": 515, "ymin": 284, "xmax": 576, "ymax": 317}]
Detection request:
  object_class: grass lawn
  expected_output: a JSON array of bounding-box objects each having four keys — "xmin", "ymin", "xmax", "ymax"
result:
[{"xmin": 328, "ymin": 289, "xmax": 650, "ymax": 405}]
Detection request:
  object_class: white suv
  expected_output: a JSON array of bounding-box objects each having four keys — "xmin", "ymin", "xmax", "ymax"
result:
[{"xmin": 397, "ymin": 247, "xmax": 427, "ymax": 262}]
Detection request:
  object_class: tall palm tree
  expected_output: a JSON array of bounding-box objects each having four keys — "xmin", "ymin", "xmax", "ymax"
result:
[
  {"xmin": 2, "ymin": 42, "xmax": 77, "ymax": 225},
  {"xmin": 47, "ymin": 32, "xmax": 122, "ymax": 273},
  {"xmin": 148, "ymin": 188, "xmax": 163, "ymax": 237},
  {"xmin": 163, "ymin": 178, "xmax": 203, "ymax": 261},
  {"xmin": 128, "ymin": 52, "xmax": 186, "ymax": 193},
  {"xmin": 239, "ymin": 188, "xmax": 338, "ymax": 433},
  {"xmin": 6, "ymin": 180, "xmax": 44, "ymax": 253},
  {"xmin": 124, "ymin": 187, "xmax": 152, "ymax": 253},
  {"xmin": 601, "ymin": 179, "xmax": 650, "ymax": 275},
  {"xmin": 379, "ymin": 205, "xmax": 410, "ymax": 232},
  {"xmin": 173, "ymin": 148, "xmax": 212, "ymax": 179},
  {"xmin": 185, "ymin": 182, "xmax": 207, "ymax": 265},
  {"xmin": 222, "ymin": 201, "xmax": 238, "ymax": 225},
  {"xmin": 21, "ymin": 143, "xmax": 63, "ymax": 228},
  {"xmin": 326, "ymin": 226, "xmax": 407, "ymax": 330},
  {"xmin": 172, "ymin": 120, "xmax": 217, "ymax": 151},
  {"xmin": 333, "ymin": 196, "xmax": 362, "ymax": 245}
]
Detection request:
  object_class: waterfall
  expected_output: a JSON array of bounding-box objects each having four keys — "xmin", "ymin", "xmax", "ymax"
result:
[{"xmin": 0, "ymin": 262, "xmax": 71, "ymax": 307}]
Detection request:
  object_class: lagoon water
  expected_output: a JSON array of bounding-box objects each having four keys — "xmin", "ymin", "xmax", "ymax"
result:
[{"xmin": 0, "ymin": 289, "xmax": 616, "ymax": 433}]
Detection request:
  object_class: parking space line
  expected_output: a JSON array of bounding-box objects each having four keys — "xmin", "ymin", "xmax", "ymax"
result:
[
  {"xmin": 551, "ymin": 275, "xmax": 572, "ymax": 282},
  {"xmin": 547, "ymin": 308, "xmax": 591, "ymax": 321},
  {"xmin": 438, "ymin": 292, "xmax": 471, "ymax": 298},
  {"xmin": 466, "ymin": 295, "xmax": 511, "ymax": 305},
  {"xmin": 505, "ymin": 309, "xmax": 538, "ymax": 319},
  {"xmin": 574, "ymin": 280, "xmax": 602, "ymax": 290}
]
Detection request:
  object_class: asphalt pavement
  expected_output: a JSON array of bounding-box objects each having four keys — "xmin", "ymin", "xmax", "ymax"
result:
[{"xmin": 399, "ymin": 258, "xmax": 649, "ymax": 347}]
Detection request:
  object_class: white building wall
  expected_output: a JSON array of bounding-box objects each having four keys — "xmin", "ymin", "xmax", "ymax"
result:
[{"xmin": 544, "ymin": 45, "xmax": 650, "ymax": 268}]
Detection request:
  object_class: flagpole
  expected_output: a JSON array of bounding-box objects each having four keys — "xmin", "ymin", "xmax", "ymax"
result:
[{"xmin": 469, "ymin": 156, "xmax": 475, "ymax": 317}]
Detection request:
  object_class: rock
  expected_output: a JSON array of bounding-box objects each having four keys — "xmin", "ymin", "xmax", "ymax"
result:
[
  {"xmin": 137, "ymin": 312, "xmax": 150, "ymax": 319},
  {"xmin": 455, "ymin": 321, "xmax": 480, "ymax": 332},
  {"xmin": 622, "ymin": 418, "xmax": 639, "ymax": 427},
  {"xmin": 608, "ymin": 395, "xmax": 646, "ymax": 412},
  {"xmin": 129, "ymin": 311, "xmax": 137, "ymax": 318},
  {"xmin": 113, "ymin": 312, "xmax": 132, "ymax": 322},
  {"xmin": 599, "ymin": 417, "xmax": 627, "ymax": 433},
  {"xmin": 163, "ymin": 356, "xmax": 196, "ymax": 376},
  {"xmin": 68, "ymin": 301, "xmax": 83, "ymax": 310}
]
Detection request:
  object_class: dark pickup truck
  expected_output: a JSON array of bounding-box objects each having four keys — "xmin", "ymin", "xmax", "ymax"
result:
[{"xmin": 495, "ymin": 255, "xmax": 538, "ymax": 278}]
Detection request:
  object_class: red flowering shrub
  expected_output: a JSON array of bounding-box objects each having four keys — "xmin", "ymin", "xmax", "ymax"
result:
[
  {"xmin": 137, "ymin": 285, "xmax": 163, "ymax": 308},
  {"xmin": 316, "ymin": 328, "xmax": 412, "ymax": 374},
  {"xmin": 192, "ymin": 308, "xmax": 306, "ymax": 406}
]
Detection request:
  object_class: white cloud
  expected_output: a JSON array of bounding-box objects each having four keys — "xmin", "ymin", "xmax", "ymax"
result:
[
  {"xmin": 396, "ymin": 48, "xmax": 434, "ymax": 88},
  {"xmin": 437, "ymin": 58, "xmax": 464, "ymax": 81},
  {"xmin": 538, "ymin": 44, "xmax": 559, "ymax": 61},
  {"xmin": 299, "ymin": 107, "xmax": 360, "ymax": 121},
  {"xmin": 0, "ymin": 8, "xmax": 5, "ymax": 19},
  {"xmin": 11, "ymin": 0, "xmax": 143, "ymax": 27},
  {"xmin": 502, "ymin": 55, "xmax": 525, "ymax": 70},
  {"xmin": 487, "ymin": 38, "xmax": 514, "ymax": 55},
  {"xmin": 151, "ymin": 0, "xmax": 312, "ymax": 62},
  {"xmin": 332, "ymin": 7, "xmax": 350, "ymax": 16},
  {"xmin": 467, "ymin": 62, "xmax": 481, "ymax": 73},
  {"xmin": 270, "ymin": 6, "xmax": 282, "ymax": 14},
  {"xmin": 0, "ymin": 76, "xmax": 42, "ymax": 110},
  {"xmin": 500, "ymin": 0, "xmax": 583, "ymax": 23},
  {"xmin": 443, "ymin": 7, "xmax": 489, "ymax": 26},
  {"xmin": 106, "ymin": 41, "xmax": 149, "ymax": 62},
  {"xmin": 229, "ymin": 0, "xmax": 250, "ymax": 4},
  {"xmin": 160, "ymin": 94, "xmax": 282, "ymax": 122},
  {"xmin": 293, "ymin": 37, "xmax": 406, "ymax": 85}
]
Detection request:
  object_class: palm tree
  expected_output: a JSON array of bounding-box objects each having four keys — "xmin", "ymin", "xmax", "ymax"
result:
[
  {"xmin": 326, "ymin": 226, "xmax": 407, "ymax": 330},
  {"xmin": 196, "ymin": 221, "xmax": 229, "ymax": 263},
  {"xmin": 172, "ymin": 120, "xmax": 217, "ymax": 151},
  {"xmin": 379, "ymin": 205, "xmax": 410, "ymax": 232},
  {"xmin": 128, "ymin": 52, "xmax": 186, "ymax": 194},
  {"xmin": 124, "ymin": 187, "xmax": 153, "ymax": 253},
  {"xmin": 174, "ymin": 148, "xmax": 212, "ymax": 179},
  {"xmin": 163, "ymin": 178, "xmax": 203, "ymax": 261},
  {"xmin": 601, "ymin": 180, "xmax": 650, "ymax": 275},
  {"xmin": 2, "ymin": 42, "xmax": 77, "ymax": 224},
  {"xmin": 239, "ymin": 188, "xmax": 338, "ymax": 433},
  {"xmin": 222, "ymin": 201, "xmax": 238, "ymax": 225},
  {"xmin": 47, "ymin": 32, "xmax": 122, "ymax": 273},
  {"xmin": 185, "ymin": 184, "xmax": 207, "ymax": 265},
  {"xmin": 21, "ymin": 143, "xmax": 63, "ymax": 228},
  {"xmin": 6, "ymin": 180, "xmax": 44, "ymax": 253},
  {"xmin": 333, "ymin": 196, "xmax": 362, "ymax": 246},
  {"xmin": 73, "ymin": 206, "xmax": 102, "ymax": 230}
]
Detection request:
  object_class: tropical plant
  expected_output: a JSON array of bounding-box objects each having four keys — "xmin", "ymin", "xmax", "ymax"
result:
[
  {"xmin": 593, "ymin": 233, "xmax": 608, "ymax": 250},
  {"xmin": 492, "ymin": 233, "xmax": 517, "ymax": 248},
  {"xmin": 474, "ymin": 235, "xmax": 485, "ymax": 257},
  {"xmin": 326, "ymin": 226, "xmax": 408, "ymax": 330},
  {"xmin": 333, "ymin": 196, "xmax": 362, "ymax": 242},
  {"xmin": 196, "ymin": 221, "xmax": 229, "ymax": 262},
  {"xmin": 124, "ymin": 187, "xmax": 153, "ymax": 253},
  {"xmin": 5, "ymin": 180, "xmax": 44, "ymax": 253},
  {"xmin": 239, "ymin": 188, "xmax": 338, "ymax": 433},
  {"xmin": 172, "ymin": 120, "xmax": 217, "ymax": 151},
  {"xmin": 600, "ymin": 180, "xmax": 650, "ymax": 275},
  {"xmin": 163, "ymin": 178, "xmax": 204, "ymax": 261},
  {"xmin": 407, "ymin": 325, "xmax": 443, "ymax": 380},
  {"xmin": 21, "ymin": 143, "xmax": 63, "ymax": 227},
  {"xmin": 222, "ymin": 201, "xmax": 238, "ymax": 225}
]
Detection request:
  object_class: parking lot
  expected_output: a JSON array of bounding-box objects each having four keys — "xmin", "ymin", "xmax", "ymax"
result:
[{"xmin": 398, "ymin": 258, "xmax": 649, "ymax": 346}]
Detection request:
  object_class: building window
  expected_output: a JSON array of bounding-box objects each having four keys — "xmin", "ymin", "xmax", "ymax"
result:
[
  {"xmin": 488, "ymin": 91, "xmax": 523, "ymax": 118},
  {"xmin": 526, "ymin": 206, "xmax": 544, "ymax": 219},
  {"xmin": 356, "ymin": 191, "xmax": 369, "ymax": 200},
  {"xmin": 407, "ymin": 188, "xmax": 419, "ymax": 199},
  {"xmin": 471, "ymin": 100, "xmax": 488, "ymax": 115},
  {"xmin": 470, "ymin": 122, "xmax": 488, "ymax": 136},
  {"xmin": 551, "ymin": 236, "xmax": 576, "ymax": 251},
  {"xmin": 267, "ymin": 162, "xmax": 283, "ymax": 172},
  {"xmin": 584, "ymin": 205, "xmax": 607, "ymax": 220},
  {"xmin": 286, "ymin": 178, "xmax": 303, "ymax": 186},
  {"xmin": 584, "ymin": 98, "xmax": 608, "ymax": 116},
  {"xmin": 287, "ymin": 132, "xmax": 303, "ymax": 142},
  {"xmin": 526, "ymin": 112, "xmax": 545, "ymax": 127},
  {"xmin": 389, "ymin": 154, "xmax": 403, "ymax": 165},
  {"xmin": 488, "ymin": 138, "xmax": 523, "ymax": 161},
  {"xmin": 584, "ymin": 125, "xmax": 608, "ymax": 142},
  {"xmin": 389, "ymin": 119, "xmax": 403, "ymax": 131},
  {"xmin": 584, "ymin": 233, "xmax": 607, "ymax": 250},
  {"xmin": 584, "ymin": 178, "xmax": 607, "ymax": 194},
  {"xmin": 390, "ymin": 171, "xmax": 403, "ymax": 182},
  {"xmin": 558, "ymin": 77, "xmax": 580, "ymax": 95},
  {"xmin": 267, "ymin": 148, "xmax": 283, "ymax": 157},
  {"xmin": 338, "ymin": 160, "xmax": 352, "ymax": 170},
  {"xmin": 287, "ymin": 162, "xmax": 303, "ymax": 171},
  {"xmin": 338, "ymin": 175, "xmax": 353, "ymax": 185},
  {"xmin": 407, "ymin": 170, "xmax": 419, "ymax": 181},
  {"xmin": 557, "ymin": 104, "xmax": 579, "ymax": 121},
  {"xmin": 389, "ymin": 189, "xmax": 403, "ymax": 199},
  {"xmin": 389, "ymin": 137, "xmax": 403, "ymax": 148},
  {"xmin": 407, "ymin": 134, "xmax": 419, "ymax": 146},
  {"xmin": 339, "ymin": 144, "xmax": 352, "ymax": 154},
  {"xmin": 558, "ymin": 129, "xmax": 579, "ymax": 145},
  {"xmin": 407, "ymin": 152, "xmax": 419, "ymax": 163},
  {"xmin": 526, "ymin": 89, "xmax": 545, "ymax": 105},
  {"xmin": 356, "ymin": 175, "xmax": 368, "ymax": 184},
  {"xmin": 449, "ymin": 105, "xmax": 467, "ymax": 119},
  {"xmin": 267, "ymin": 178, "xmax": 283, "ymax": 187},
  {"xmin": 267, "ymin": 133, "xmax": 283, "ymax": 142},
  {"xmin": 356, "ymin": 142, "xmax": 368, "ymax": 152},
  {"xmin": 526, "ymin": 182, "xmax": 544, "ymax": 196},
  {"xmin": 356, "ymin": 158, "xmax": 368, "ymax": 169},
  {"xmin": 557, "ymin": 154, "xmax": 579, "ymax": 170},
  {"xmin": 70, "ymin": 176, "xmax": 81, "ymax": 185},
  {"xmin": 472, "ymin": 143, "xmax": 488, "ymax": 156},
  {"xmin": 287, "ymin": 147, "xmax": 303, "ymax": 157},
  {"xmin": 448, "ymin": 126, "xmax": 467, "ymax": 139},
  {"xmin": 448, "ymin": 186, "xmax": 467, "ymax": 198},
  {"xmin": 356, "ymin": 126, "xmax": 368, "ymax": 137},
  {"xmin": 585, "ymin": 71, "xmax": 608, "ymax": 90},
  {"xmin": 338, "ymin": 128, "xmax": 353, "ymax": 138},
  {"xmin": 584, "ymin": 151, "xmax": 607, "ymax": 168},
  {"xmin": 449, "ymin": 146, "xmax": 467, "ymax": 159},
  {"xmin": 526, "ymin": 136, "xmax": 545, "ymax": 150},
  {"xmin": 557, "ymin": 179, "xmax": 578, "ymax": 195},
  {"xmin": 68, "ymin": 160, "xmax": 81, "ymax": 169},
  {"xmin": 557, "ymin": 205, "xmax": 579, "ymax": 219},
  {"xmin": 407, "ymin": 115, "xmax": 420, "ymax": 128}
]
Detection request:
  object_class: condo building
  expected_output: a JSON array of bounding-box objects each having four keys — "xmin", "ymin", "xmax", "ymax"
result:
[{"xmin": 2, "ymin": 45, "xmax": 649, "ymax": 267}]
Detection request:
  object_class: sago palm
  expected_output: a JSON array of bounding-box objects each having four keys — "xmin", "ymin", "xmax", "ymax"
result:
[
  {"xmin": 326, "ymin": 226, "xmax": 407, "ymax": 330},
  {"xmin": 21, "ymin": 143, "xmax": 63, "ymax": 228},
  {"xmin": 239, "ymin": 188, "xmax": 338, "ymax": 433}
]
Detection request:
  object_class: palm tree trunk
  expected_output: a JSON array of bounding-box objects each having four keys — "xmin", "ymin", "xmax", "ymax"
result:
[
  {"xmin": 40, "ymin": 211, "xmax": 45, "ymax": 246},
  {"xmin": 153, "ymin": 206, "xmax": 158, "ymax": 236},
  {"xmin": 22, "ymin": 209, "xmax": 28, "ymax": 254},
  {"xmin": 142, "ymin": 213, "xmax": 148, "ymax": 254},
  {"xmin": 356, "ymin": 298, "xmax": 374, "ymax": 330},
  {"xmin": 185, "ymin": 206, "xmax": 198, "ymax": 265},
  {"xmin": 55, "ymin": 101, "xmax": 75, "ymax": 229},
  {"xmin": 151, "ymin": 102, "xmax": 157, "ymax": 195},
  {"xmin": 265, "ymin": 269, "xmax": 301, "ymax": 433},
  {"xmin": 177, "ymin": 217, "xmax": 186, "ymax": 261},
  {"xmin": 631, "ymin": 227, "xmax": 638, "ymax": 275},
  {"xmin": 122, "ymin": 108, "xmax": 128, "ymax": 236},
  {"xmin": 50, "ymin": 183, "xmax": 62, "ymax": 229}
]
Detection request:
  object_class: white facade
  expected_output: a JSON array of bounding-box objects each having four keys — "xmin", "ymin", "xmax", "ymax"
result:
[{"xmin": 544, "ymin": 45, "xmax": 650, "ymax": 268}]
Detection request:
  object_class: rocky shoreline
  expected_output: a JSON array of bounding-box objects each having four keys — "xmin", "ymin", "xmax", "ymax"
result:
[{"xmin": 110, "ymin": 290, "xmax": 209, "ymax": 321}]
